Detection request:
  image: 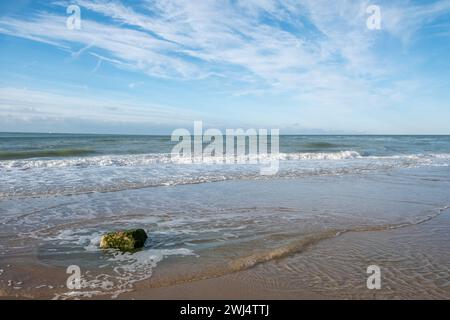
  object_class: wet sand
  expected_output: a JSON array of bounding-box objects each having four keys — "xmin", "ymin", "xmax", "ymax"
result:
[
  {"xmin": 2, "ymin": 205, "xmax": 448, "ymax": 299},
  {"xmin": 1, "ymin": 166, "xmax": 449, "ymax": 299},
  {"xmin": 121, "ymin": 206, "xmax": 450, "ymax": 300}
]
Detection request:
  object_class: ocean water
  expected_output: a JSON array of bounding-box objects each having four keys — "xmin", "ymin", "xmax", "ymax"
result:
[
  {"xmin": 1, "ymin": 133, "xmax": 450, "ymax": 198},
  {"xmin": 0, "ymin": 133, "xmax": 449, "ymax": 298}
]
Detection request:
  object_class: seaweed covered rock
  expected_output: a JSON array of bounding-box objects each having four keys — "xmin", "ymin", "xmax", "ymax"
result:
[{"xmin": 99, "ymin": 229, "xmax": 148, "ymax": 251}]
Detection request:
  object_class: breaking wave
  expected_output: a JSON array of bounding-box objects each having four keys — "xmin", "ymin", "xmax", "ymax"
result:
[
  {"xmin": 2, "ymin": 150, "xmax": 450, "ymax": 170},
  {"xmin": 0, "ymin": 150, "xmax": 360, "ymax": 169},
  {"xmin": 1, "ymin": 151, "xmax": 450, "ymax": 199}
]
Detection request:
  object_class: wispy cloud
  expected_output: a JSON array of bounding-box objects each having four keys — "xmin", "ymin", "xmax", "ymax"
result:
[
  {"xmin": 0, "ymin": 86, "xmax": 205, "ymax": 125},
  {"xmin": 381, "ymin": 0, "xmax": 450, "ymax": 43},
  {"xmin": 0, "ymin": 0, "xmax": 449, "ymax": 133}
]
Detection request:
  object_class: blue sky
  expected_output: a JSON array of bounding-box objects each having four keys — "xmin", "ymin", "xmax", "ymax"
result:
[{"xmin": 0, "ymin": 0, "xmax": 450, "ymax": 134}]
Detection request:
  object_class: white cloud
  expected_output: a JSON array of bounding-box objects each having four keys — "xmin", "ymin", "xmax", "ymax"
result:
[
  {"xmin": 0, "ymin": 0, "xmax": 448, "ymax": 111},
  {"xmin": 381, "ymin": 0, "xmax": 450, "ymax": 43},
  {"xmin": 0, "ymin": 87, "xmax": 205, "ymax": 125}
]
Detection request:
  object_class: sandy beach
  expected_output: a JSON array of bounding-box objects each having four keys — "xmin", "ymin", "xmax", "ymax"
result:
[
  {"xmin": 1, "ymin": 162, "xmax": 449, "ymax": 299},
  {"xmin": 122, "ymin": 204, "xmax": 450, "ymax": 300},
  {"xmin": 2, "ymin": 199, "xmax": 449, "ymax": 300}
]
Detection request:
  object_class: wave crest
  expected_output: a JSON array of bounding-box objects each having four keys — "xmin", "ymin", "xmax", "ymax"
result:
[{"xmin": 0, "ymin": 151, "xmax": 364, "ymax": 169}]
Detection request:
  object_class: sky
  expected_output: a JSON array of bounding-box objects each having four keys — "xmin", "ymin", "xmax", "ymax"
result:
[{"xmin": 0, "ymin": 0, "xmax": 450, "ymax": 134}]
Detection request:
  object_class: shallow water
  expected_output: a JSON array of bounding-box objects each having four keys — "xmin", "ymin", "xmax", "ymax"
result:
[{"xmin": 228, "ymin": 205, "xmax": 450, "ymax": 300}]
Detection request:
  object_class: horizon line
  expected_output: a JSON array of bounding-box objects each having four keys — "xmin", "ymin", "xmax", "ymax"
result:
[{"xmin": 1, "ymin": 131, "xmax": 450, "ymax": 137}]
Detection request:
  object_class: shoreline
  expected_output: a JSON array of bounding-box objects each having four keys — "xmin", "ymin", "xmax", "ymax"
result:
[
  {"xmin": 1, "ymin": 166, "xmax": 450, "ymax": 299},
  {"xmin": 121, "ymin": 207, "xmax": 450, "ymax": 300},
  {"xmin": 1, "ymin": 203, "xmax": 449, "ymax": 300}
]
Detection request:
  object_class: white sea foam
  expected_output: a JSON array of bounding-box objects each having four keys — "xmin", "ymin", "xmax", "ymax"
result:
[
  {"xmin": 0, "ymin": 151, "xmax": 364, "ymax": 169},
  {"xmin": 2, "ymin": 151, "xmax": 450, "ymax": 171},
  {"xmin": 1, "ymin": 151, "xmax": 450, "ymax": 199},
  {"xmin": 41, "ymin": 227, "xmax": 195, "ymax": 299},
  {"xmin": 54, "ymin": 247, "xmax": 195, "ymax": 299}
]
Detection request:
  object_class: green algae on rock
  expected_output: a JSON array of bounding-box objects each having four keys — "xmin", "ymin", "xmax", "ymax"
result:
[{"xmin": 99, "ymin": 229, "xmax": 148, "ymax": 251}]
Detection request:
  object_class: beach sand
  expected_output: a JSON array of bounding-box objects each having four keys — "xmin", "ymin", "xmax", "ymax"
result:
[
  {"xmin": 2, "ymin": 206, "xmax": 448, "ymax": 300},
  {"xmin": 121, "ymin": 206, "xmax": 449, "ymax": 300},
  {"xmin": 1, "ymin": 166, "xmax": 449, "ymax": 299}
]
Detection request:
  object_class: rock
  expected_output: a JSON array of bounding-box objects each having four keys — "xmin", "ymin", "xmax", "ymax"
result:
[{"xmin": 99, "ymin": 229, "xmax": 148, "ymax": 251}]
